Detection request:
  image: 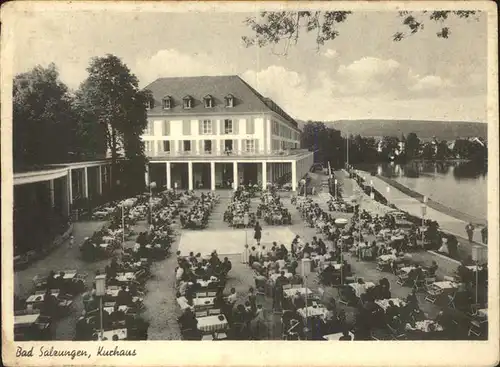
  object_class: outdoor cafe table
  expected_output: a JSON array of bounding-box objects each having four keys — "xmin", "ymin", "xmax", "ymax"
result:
[
  {"xmin": 115, "ymin": 272, "xmax": 135, "ymax": 282},
  {"xmin": 102, "ymin": 236, "xmax": 116, "ymax": 243},
  {"xmin": 177, "ymin": 297, "xmax": 215, "ymax": 310},
  {"xmin": 103, "ymin": 305, "xmax": 129, "ymax": 314},
  {"xmin": 196, "ymin": 314, "xmax": 228, "ymax": 333},
  {"xmin": 15, "ymin": 313, "xmax": 40, "ymax": 327},
  {"xmin": 283, "ymin": 287, "xmax": 312, "ymax": 298},
  {"xmin": 432, "ymin": 281, "xmax": 459, "ymax": 292},
  {"xmin": 323, "ymin": 332, "xmax": 354, "ymax": 341},
  {"xmin": 98, "ymin": 328, "xmax": 128, "ymax": 341},
  {"xmin": 26, "ymin": 290, "xmax": 59, "ymax": 304},
  {"xmin": 375, "ymin": 298, "xmax": 407, "ymax": 311},
  {"xmin": 197, "ymin": 278, "xmax": 218, "ymax": 288},
  {"xmin": 478, "ymin": 309, "xmax": 488, "ymax": 319},
  {"xmin": 297, "ymin": 306, "xmax": 328, "ymax": 319},
  {"xmin": 378, "ymin": 254, "xmax": 397, "ymax": 262},
  {"xmin": 466, "ymin": 265, "xmax": 483, "ymax": 272},
  {"xmin": 54, "ymin": 271, "xmax": 77, "ymax": 280},
  {"xmin": 400, "ymin": 266, "xmax": 416, "ymax": 274},
  {"xmin": 405, "ymin": 320, "xmax": 444, "ymax": 333},
  {"xmin": 269, "ymin": 272, "xmax": 293, "ymax": 282},
  {"xmin": 391, "ymin": 235, "xmax": 405, "ymax": 241},
  {"xmin": 349, "ymin": 282, "xmax": 375, "ymax": 297}
]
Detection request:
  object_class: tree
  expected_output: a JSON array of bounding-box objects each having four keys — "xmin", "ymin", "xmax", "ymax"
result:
[
  {"xmin": 380, "ymin": 136, "xmax": 399, "ymax": 160},
  {"xmin": 77, "ymin": 55, "xmax": 150, "ymax": 194},
  {"xmin": 13, "ymin": 63, "xmax": 77, "ymax": 169},
  {"xmin": 242, "ymin": 11, "xmax": 479, "ymax": 54},
  {"xmin": 435, "ymin": 140, "xmax": 450, "ymax": 160},
  {"xmin": 405, "ymin": 132, "xmax": 420, "ymax": 160}
]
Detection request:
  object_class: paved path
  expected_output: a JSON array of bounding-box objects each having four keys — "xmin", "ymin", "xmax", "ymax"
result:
[{"xmin": 355, "ymin": 170, "xmax": 487, "ymax": 247}]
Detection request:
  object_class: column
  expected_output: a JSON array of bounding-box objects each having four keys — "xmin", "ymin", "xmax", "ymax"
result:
[
  {"xmin": 188, "ymin": 162, "xmax": 193, "ymax": 190},
  {"xmin": 166, "ymin": 162, "xmax": 171, "ymax": 189},
  {"xmin": 68, "ymin": 169, "xmax": 73, "ymax": 205},
  {"xmin": 233, "ymin": 161, "xmax": 238, "ymax": 190},
  {"xmin": 83, "ymin": 167, "xmax": 89, "ymax": 198},
  {"xmin": 291, "ymin": 161, "xmax": 297, "ymax": 191},
  {"xmin": 49, "ymin": 180, "xmax": 55, "ymax": 208},
  {"xmin": 261, "ymin": 161, "xmax": 267, "ymax": 190},
  {"xmin": 97, "ymin": 166, "xmax": 103, "ymax": 195},
  {"xmin": 210, "ymin": 162, "xmax": 216, "ymax": 191},
  {"xmin": 63, "ymin": 175, "xmax": 70, "ymax": 217}
]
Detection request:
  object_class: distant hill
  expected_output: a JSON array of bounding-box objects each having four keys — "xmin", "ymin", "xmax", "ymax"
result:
[{"xmin": 296, "ymin": 119, "xmax": 487, "ymax": 140}]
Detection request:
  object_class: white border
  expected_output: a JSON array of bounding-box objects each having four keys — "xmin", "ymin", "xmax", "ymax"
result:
[{"xmin": 1, "ymin": 2, "xmax": 498, "ymax": 366}]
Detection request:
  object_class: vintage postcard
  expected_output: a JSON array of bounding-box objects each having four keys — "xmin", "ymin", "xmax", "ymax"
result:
[{"xmin": 1, "ymin": 1, "xmax": 498, "ymax": 366}]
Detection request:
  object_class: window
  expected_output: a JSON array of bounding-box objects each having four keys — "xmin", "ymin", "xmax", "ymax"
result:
[
  {"xmin": 225, "ymin": 94, "xmax": 234, "ymax": 108},
  {"xmin": 162, "ymin": 96, "xmax": 171, "ymax": 109},
  {"xmin": 146, "ymin": 99, "xmax": 154, "ymax": 110},
  {"xmin": 145, "ymin": 121, "xmax": 154, "ymax": 135},
  {"xmin": 144, "ymin": 141, "xmax": 153, "ymax": 153},
  {"xmin": 202, "ymin": 120, "xmax": 212, "ymax": 134},
  {"xmin": 246, "ymin": 119, "xmax": 255, "ymax": 134},
  {"xmin": 183, "ymin": 140, "xmax": 191, "ymax": 152},
  {"xmin": 204, "ymin": 140, "xmax": 212, "ymax": 152},
  {"xmin": 183, "ymin": 96, "xmax": 192, "ymax": 109},
  {"xmin": 224, "ymin": 119, "xmax": 233, "ymax": 134},
  {"xmin": 162, "ymin": 121, "xmax": 170, "ymax": 136},
  {"xmin": 204, "ymin": 95, "xmax": 213, "ymax": 108},
  {"xmin": 244, "ymin": 139, "xmax": 255, "ymax": 153},
  {"xmin": 163, "ymin": 140, "xmax": 170, "ymax": 152}
]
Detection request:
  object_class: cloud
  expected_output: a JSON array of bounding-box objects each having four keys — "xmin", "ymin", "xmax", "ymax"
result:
[
  {"xmin": 240, "ymin": 62, "xmax": 486, "ymax": 122},
  {"xmin": 133, "ymin": 49, "xmax": 236, "ymax": 87},
  {"xmin": 323, "ymin": 49, "xmax": 338, "ymax": 59}
]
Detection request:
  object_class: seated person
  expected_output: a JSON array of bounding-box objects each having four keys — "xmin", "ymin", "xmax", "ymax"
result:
[
  {"xmin": 110, "ymin": 304, "xmax": 126, "ymax": 324},
  {"xmin": 338, "ymin": 329, "xmax": 352, "ymax": 341},
  {"xmin": 292, "ymin": 292, "xmax": 306, "ymax": 310},
  {"xmin": 456, "ymin": 261, "xmax": 473, "ymax": 283},
  {"xmin": 427, "ymin": 261, "xmax": 438, "ymax": 277},
  {"xmin": 116, "ymin": 285, "xmax": 132, "ymax": 306},
  {"xmin": 385, "ymin": 300, "xmax": 400, "ymax": 322}
]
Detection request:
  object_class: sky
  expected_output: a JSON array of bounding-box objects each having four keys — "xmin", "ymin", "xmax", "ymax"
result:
[{"xmin": 11, "ymin": 9, "xmax": 489, "ymax": 122}]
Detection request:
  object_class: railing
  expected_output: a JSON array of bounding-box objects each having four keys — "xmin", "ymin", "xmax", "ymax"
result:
[{"xmin": 146, "ymin": 149, "xmax": 308, "ymax": 158}]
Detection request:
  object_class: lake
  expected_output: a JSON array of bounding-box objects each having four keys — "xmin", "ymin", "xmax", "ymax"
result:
[{"xmin": 358, "ymin": 161, "xmax": 488, "ymax": 221}]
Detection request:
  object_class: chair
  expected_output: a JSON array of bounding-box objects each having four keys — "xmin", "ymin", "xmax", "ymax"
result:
[
  {"xmin": 466, "ymin": 303, "xmax": 480, "ymax": 318},
  {"xmin": 425, "ymin": 288, "xmax": 442, "ymax": 304},
  {"xmin": 214, "ymin": 332, "xmax": 227, "ymax": 340},
  {"xmin": 447, "ymin": 291, "xmax": 457, "ymax": 309},
  {"xmin": 413, "ymin": 278, "xmax": 426, "ymax": 292},
  {"xmin": 207, "ymin": 291, "xmax": 217, "ymax": 297},
  {"xmin": 396, "ymin": 274, "xmax": 409, "ymax": 286},
  {"xmin": 196, "ymin": 292, "xmax": 208, "ymax": 298},
  {"xmin": 468, "ymin": 319, "xmax": 487, "ymax": 338},
  {"xmin": 195, "ymin": 310, "xmax": 208, "ymax": 318},
  {"xmin": 208, "ymin": 309, "xmax": 221, "ymax": 315}
]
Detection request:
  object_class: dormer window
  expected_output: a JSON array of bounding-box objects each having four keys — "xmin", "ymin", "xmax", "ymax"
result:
[
  {"xmin": 146, "ymin": 99, "xmax": 155, "ymax": 110},
  {"xmin": 225, "ymin": 94, "xmax": 234, "ymax": 108},
  {"xmin": 204, "ymin": 95, "xmax": 214, "ymax": 108},
  {"xmin": 162, "ymin": 96, "xmax": 172, "ymax": 109},
  {"xmin": 183, "ymin": 95, "xmax": 193, "ymax": 109}
]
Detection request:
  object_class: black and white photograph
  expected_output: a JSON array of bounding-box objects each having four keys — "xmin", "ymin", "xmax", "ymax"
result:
[{"xmin": 1, "ymin": 1, "xmax": 498, "ymax": 366}]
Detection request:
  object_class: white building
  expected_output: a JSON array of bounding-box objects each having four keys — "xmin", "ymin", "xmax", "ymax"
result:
[{"xmin": 142, "ymin": 75, "xmax": 314, "ymax": 191}]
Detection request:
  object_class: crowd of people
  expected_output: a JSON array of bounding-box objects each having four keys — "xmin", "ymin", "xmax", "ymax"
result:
[
  {"xmin": 224, "ymin": 188, "xmax": 256, "ymax": 228},
  {"xmin": 257, "ymin": 191, "xmax": 292, "ymax": 225},
  {"xmin": 179, "ymin": 192, "xmax": 219, "ymax": 229}
]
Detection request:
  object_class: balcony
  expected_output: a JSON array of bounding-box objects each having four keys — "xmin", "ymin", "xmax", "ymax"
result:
[{"xmin": 146, "ymin": 149, "xmax": 311, "ymax": 161}]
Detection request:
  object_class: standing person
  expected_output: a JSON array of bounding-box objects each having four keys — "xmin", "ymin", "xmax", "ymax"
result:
[
  {"xmin": 68, "ymin": 235, "xmax": 74, "ymax": 249},
  {"xmin": 481, "ymin": 226, "xmax": 488, "ymax": 244},
  {"xmin": 465, "ymin": 223, "xmax": 475, "ymax": 243},
  {"xmin": 254, "ymin": 221, "xmax": 262, "ymax": 246}
]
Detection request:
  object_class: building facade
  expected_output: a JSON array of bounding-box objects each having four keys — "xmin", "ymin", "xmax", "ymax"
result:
[{"xmin": 142, "ymin": 75, "xmax": 314, "ymax": 191}]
